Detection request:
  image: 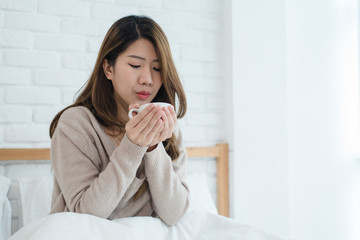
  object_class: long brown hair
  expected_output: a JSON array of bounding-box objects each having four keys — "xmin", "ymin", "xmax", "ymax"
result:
[{"xmin": 50, "ymin": 15, "xmax": 186, "ymax": 160}]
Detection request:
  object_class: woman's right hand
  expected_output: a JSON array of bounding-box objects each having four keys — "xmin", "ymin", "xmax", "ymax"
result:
[{"xmin": 125, "ymin": 103, "xmax": 165, "ymax": 147}]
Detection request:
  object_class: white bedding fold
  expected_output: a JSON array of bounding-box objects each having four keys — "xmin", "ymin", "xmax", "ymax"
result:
[
  {"xmin": 9, "ymin": 210, "xmax": 285, "ymax": 240},
  {"xmin": 0, "ymin": 175, "xmax": 11, "ymax": 240}
]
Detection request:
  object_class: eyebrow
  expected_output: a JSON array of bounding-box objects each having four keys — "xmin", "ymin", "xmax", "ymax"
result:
[{"xmin": 127, "ymin": 55, "xmax": 159, "ymax": 62}]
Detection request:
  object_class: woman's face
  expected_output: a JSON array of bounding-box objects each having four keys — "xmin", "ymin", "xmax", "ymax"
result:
[{"xmin": 103, "ymin": 38, "xmax": 163, "ymax": 108}]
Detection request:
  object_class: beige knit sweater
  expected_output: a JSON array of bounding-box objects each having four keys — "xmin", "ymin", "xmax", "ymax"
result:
[{"xmin": 50, "ymin": 106, "xmax": 189, "ymax": 225}]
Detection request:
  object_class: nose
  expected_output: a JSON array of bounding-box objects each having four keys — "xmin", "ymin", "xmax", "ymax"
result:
[{"xmin": 138, "ymin": 68, "xmax": 153, "ymax": 86}]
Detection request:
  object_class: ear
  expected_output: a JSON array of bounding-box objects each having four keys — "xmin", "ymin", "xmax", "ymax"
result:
[{"xmin": 102, "ymin": 59, "xmax": 113, "ymax": 80}]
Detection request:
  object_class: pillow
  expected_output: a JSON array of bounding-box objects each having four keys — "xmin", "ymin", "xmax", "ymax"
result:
[
  {"xmin": 0, "ymin": 175, "xmax": 11, "ymax": 240},
  {"xmin": 15, "ymin": 175, "xmax": 53, "ymax": 226},
  {"xmin": 13, "ymin": 171, "xmax": 218, "ymax": 227},
  {"xmin": 187, "ymin": 172, "xmax": 218, "ymax": 215}
]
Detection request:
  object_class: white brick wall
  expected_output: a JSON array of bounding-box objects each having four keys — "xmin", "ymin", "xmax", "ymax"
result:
[
  {"xmin": 0, "ymin": 11, "xmax": 4, "ymax": 28},
  {"xmin": 0, "ymin": 67, "xmax": 31, "ymax": 85},
  {"xmin": 0, "ymin": 0, "xmax": 37, "ymax": 12},
  {"xmin": 0, "ymin": 106, "xmax": 32, "ymax": 123},
  {"xmin": 38, "ymin": 0, "xmax": 91, "ymax": 17},
  {"xmin": 34, "ymin": 34, "xmax": 87, "ymax": 52},
  {"xmin": 0, "ymin": 0, "xmax": 225, "ymax": 148},
  {"xmin": 5, "ymin": 87, "xmax": 61, "ymax": 105},
  {"xmin": 0, "ymin": 29, "xmax": 33, "ymax": 48},
  {"xmin": 0, "ymin": 88, "xmax": 4, "ymax": 104},
  {"xmin": 4, "ymin": 13, "xmax": 60, "ymax": 32},
  {"xmin": 4, "ymin": 50, "xmax": 61, "ymax": 67}
]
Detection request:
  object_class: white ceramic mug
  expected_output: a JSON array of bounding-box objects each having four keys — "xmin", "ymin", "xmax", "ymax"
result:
[{"xmin": 128, "ymin": 102, "xmax": 171, "ymax": 119}]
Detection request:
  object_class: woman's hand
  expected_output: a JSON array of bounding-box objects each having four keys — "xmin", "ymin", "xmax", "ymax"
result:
[
  {"xmin": 147, "ymin": 105, "xmax": 177, "ymax": 150},
  {"xmin": 125, "ymin": 103, "xmax": 177, "ymax": 151},
  {"xmin": 125, "ymin": 103, "xmax": 165, "ymax": 148}
]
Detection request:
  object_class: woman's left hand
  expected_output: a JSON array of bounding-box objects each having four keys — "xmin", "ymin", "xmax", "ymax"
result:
[{"xmin": 147, "ymin": 105, "xmax": 177, "ymax": 151}]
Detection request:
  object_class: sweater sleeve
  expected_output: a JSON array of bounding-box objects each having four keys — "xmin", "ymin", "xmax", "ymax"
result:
[
  {"xmin": 143, "ymin": 126, "xmax": 189, "ymax": 225},
  {"xmin": 51, "ymin": 120, "xmax": 147, "ymax": 218}
]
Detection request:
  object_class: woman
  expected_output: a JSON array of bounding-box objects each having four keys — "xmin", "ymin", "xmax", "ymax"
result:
[{"xmin": 49, "ymin": 15, "xmax": 189, "ymax": 226}]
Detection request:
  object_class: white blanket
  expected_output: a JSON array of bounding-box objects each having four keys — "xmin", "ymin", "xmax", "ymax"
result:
[{"xmin": 9, "ymin": 210, "xmax": 285, "ymax": 240}]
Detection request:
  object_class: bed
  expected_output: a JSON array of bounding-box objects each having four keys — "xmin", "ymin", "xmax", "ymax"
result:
[{"xmin": 0, "ymin": 144, "xmax": 285, "ymax": 240}]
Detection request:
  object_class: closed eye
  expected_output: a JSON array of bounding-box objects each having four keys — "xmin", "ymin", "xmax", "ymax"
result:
[
  {"xmin": 153, "ymin": 67, "xmax": 161, "ymax": 72},
  {"xmin": 129, "ymin": 64, "xmax": 140, "ymax": 68}
]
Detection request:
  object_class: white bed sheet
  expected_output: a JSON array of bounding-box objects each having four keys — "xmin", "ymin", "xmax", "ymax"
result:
[{"xmin": 9, "ymin": 210, "xmax": 285, "ymax": 240}]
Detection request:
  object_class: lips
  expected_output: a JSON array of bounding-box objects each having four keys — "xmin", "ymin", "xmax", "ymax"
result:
[{"xmin": 136, "ymin": 91, "xmax": 151, "ymax": 100}]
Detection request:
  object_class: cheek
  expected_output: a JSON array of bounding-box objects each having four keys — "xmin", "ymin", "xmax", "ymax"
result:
[
  {"xmin": 153, "ymin": 72, "xmax": 162, "ymax": 86},
  {"xmin": 155, "ymin": 78, "xmax": 163, "ymax": 91},
  {"xmin": 114, "ymin": 69, "xmax": 135, "ymax": 86}
]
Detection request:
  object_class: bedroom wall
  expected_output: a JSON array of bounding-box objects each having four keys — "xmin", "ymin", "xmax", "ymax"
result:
[
  {"xmin": 0, "ymin": 0, "xmax": 226, "ymax": 148},
  {"xmin": 287, "ymin": 1, "xmax": 360, "ymax": 240},
  {"xmin": 228, "ymin": 0, "xmax": 288, "ymax": 238},
  {"xmin": 228, "ymin": 0, "xmax": 360, "ymax": 240}
]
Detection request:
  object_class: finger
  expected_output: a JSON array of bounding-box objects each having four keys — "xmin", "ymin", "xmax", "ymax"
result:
[
  {"xmin": 126, "ymin": 105, "xmax": 157, "ymax": 141},
  {"xmin": 164, "ymin": 106, "xmax": 173, "ymax": 123},
  {"xmin": 128, "ymin": 103, "xmax": 140, "ymax": 111},
  {"xmin": 149, "ymin": 131, "xmax": 162, "ymax": 147},
  {"xmin": 130, "ymin": 105, "xmax": 162, "ymax": 141},
  {"xmin": 163, "ymin": 106, "xmax": 176, "ymax": 139},
  {"xmin": 158, "ymin": 108, "xmax": 170, "ymax": 141},
  {"xmin": 167, "ymin": 106, "xmax": 176, "ymax": 129},
  {"xmin": 128, "ymin": 103, "xmax": 139, "ymax": 118},
  {"xmin": 140, "ymin": 106, "xmax": 164, "ymax": 136},
  {"xmin": 168, "ymin": 106, "xmax": 177, "ymax": 134},
  {"xmin": 127, "ymin": 103, "xmax": 156, "ymax": 129},
  {"xmin": 126, "ymin": 108, "xmax": 162, "ymax": 147},
  {"xmin": 146, "ymin": 118, "xmax": 164, "ymax": 145},
  {"xmin": 168, "ymin": 106, "xmax": 176, "ymax": 122}
]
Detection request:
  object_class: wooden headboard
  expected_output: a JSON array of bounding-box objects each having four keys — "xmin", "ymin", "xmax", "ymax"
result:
[{"xmin": 0, "ymin": 143, "xmax": 229, "ymax": 217}]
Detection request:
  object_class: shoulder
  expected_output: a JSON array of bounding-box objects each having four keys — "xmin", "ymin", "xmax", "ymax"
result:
[
  {"xmin": 51, "ymin": 107, "xmax": 104, "ymax": 170},
  {"xmin": 60, "ymin": 106, "xmax": 93, "ymax": 121},
  {"xmin": 57, "ymin": 106, "xmax": 100, "ymax": 134},
  {"xmin": 59, "ymin": 106, "xmax": 95, "ymax": 125}
]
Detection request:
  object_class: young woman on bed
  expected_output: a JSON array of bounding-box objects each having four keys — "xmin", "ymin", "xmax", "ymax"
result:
[{"xmin": 48, "ymin": 15, "xmax": 188, "ymax": 226}]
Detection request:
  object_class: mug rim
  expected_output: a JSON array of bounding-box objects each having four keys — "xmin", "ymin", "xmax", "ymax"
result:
[{"xmin": 128, "ymin": 102, "xmax": 171, "ymax": 119}]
